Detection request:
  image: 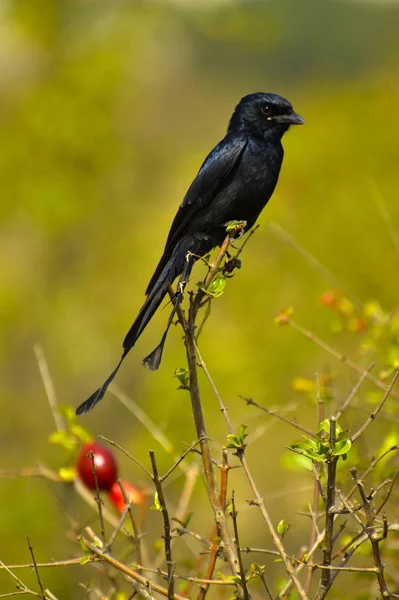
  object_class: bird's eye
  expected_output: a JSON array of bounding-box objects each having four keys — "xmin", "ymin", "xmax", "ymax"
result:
[{"xmin": 261, "ymin": 104, "xmax": 272, "ymax": 115}]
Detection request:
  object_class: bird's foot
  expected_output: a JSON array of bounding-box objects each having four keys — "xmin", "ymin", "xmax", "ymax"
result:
[
  {"xmin": 224, "ymin": 220, "xmax": 247, "ymax": 247},
  {"xmin": 223, "ymin": 256, "xmax": 242, "ymax": 276},
  {"xmin": 224, "ymin": 219, "xmax": 247, "ymax": 237}
]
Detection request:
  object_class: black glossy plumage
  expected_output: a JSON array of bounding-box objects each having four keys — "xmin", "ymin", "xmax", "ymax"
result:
[{"xmin": 76, "ymin": 92, "xmax": 304, "ymax": 415}]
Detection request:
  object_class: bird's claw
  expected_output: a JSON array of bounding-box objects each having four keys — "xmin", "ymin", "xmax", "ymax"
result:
[{"xmin": 223, "ymin": 257, "xmax": 242, "ymax": 276}]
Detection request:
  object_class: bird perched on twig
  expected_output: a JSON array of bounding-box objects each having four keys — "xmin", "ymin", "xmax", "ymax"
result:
[{"xmin": 76, "ymin": 92, "xmax": 304, "ymax": 415}]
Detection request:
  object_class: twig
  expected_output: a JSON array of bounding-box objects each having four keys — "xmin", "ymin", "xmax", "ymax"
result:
[
  {"xmin": 26, "ymin": 537, "xmax": 45, "ymax": 599},
  {"xmin": 0, "ymin": 559, "xmax": 82, "ymax": 570},
  {"xmin": 195, "ymin": 451, "xmax": 230, "ymax": 600},
  {"xmin": 194, "ymin": 341, "xmax": 234, "ymax": 433},
  {"xmin": 305, "ymin": 376, "xmax": 323, "ymax": 594},
  {"xmin": 34, "ymin": 344, "xmax": 65, "ymax": 432},
  {"xmin": 87, "ymin": 451, "xmax": 106, "ymax": 547},
  {"xmin": 241, "ymin": 396, "xmax": 316, "ymax": 438},
  {"xmin": 230, "ymin": 492, "xmax": 250, "ymax": 600},
  {"xmin": 106, "ymin": 504, "xmax": 130, "ymax": 551},
  {"xmin": 0, "ymin": 560, "xmax": 42, "ymax": 598},
  {"xmin": 80, "ymin": 537, "xmax": 185, "ymax": 600},
  {"xmin": 314, "ymin": 417, "xmax": 338, "ymax": 600},
  {"xmin": 109, "ymin": 384, "xmax": 175, "ymax": 455},
  {"xmin": 161, "ymin": 438, "xmax": 204, "ymax": 482},
  {"xmin": 370, "ymin": 180, "xmax": 399, "ymax": 259},
  {"xmin": 335, "ymin": 363, "xmax": 374, "ymax": 421},
  {"xmin": 329, "ymin": 524, "xmax": 399, "ymax": 591},
  {"xmin": 97, "ymin": 435, "xmax": 152, "ymax": 479},
  {"xmin": 269, "ymin": 221, "xmax": 362, "ymax": 307},
  {"xmin": 350, "ymin": 467, "xmax": 390, "ymax": 598},
  {"xmin": 285, "ymin": 318, "xmax": 399, "ymax": 401},
  {"xmin": 149, "ymin": 450, "xmax": 174, "ymax": 600},
  {"xmin": 117, "ymin": 479, "xmax": 143, "ymax": 568},
  {"xmin": 193, "ymin": 330, "xmax": 309, "ymax": 598},
  {"xmin": 180, "ymin": 235, "xmax": 241, "ymax": 582},
  {"xmin": 351, "ymin": 370, "xmax": 399, "ymax": 443}
]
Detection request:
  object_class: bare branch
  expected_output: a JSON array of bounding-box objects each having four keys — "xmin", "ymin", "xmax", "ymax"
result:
[{"xmin": 149, "ymin": 450, "xmax": 174, "ymax": 600}]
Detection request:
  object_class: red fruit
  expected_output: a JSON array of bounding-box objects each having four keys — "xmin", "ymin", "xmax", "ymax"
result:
[
  {"xmin": 108, "ymin": 480, "xmax": 142, "ymax": 513},
  {"xmin": 76, "ymin": 442, "xmax": 118, "ymax": 491}
]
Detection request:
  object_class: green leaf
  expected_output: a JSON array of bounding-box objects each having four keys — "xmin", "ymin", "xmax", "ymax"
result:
[
  {"xmin": 174, "ymin": 367, "xmax": 189, "ymax": 387},
  {"xmin": 207, "ymin": 274, "xmax": 227, "ymax": 298},
  {"xmin": 80, "ymin": 555, "xmax": 92, "ymax": 565},
  {"xmin": 184, "ymin": 512, "xmax": 194, "ymax": 527},
  {"xmin": 150, "ymin": 491, "xmax": 162, "ymax": 512},
  {"xmin": 332, "ymin": 438, "xmax": 352, "ymax": 456},
  {"xmin": 277, "ymin": 519, "xmax": 291, "ymax": 538}
]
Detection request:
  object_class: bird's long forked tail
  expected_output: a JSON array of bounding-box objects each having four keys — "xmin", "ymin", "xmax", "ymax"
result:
[{"xmin": 75, "ymin": 247, "xmax": 198, "ymax": 416}]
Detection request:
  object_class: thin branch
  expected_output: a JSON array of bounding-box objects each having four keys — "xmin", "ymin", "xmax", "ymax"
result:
[
  {"xmin": 80, "ymin": 537, "xmax": 186, "ymax": 600},
  {"xmin": 193, "ymin": 329, "xmax": 309, "ymax": 598},
  {"xmin": 350, "ymin": 467, "xmax": 390, "ymax": 598},
  {"xmin": 26, "ymin": 537, "xmax": 45, "ymax": 599},
  {"xmin": 34, "ymin": 344, "xmax": 65, "ymax": 433},
  {"xmin": 241, "ymin": 396, "xmax": 316, "ymax": 438},
  {"xmin": 314, "ymin": 417, "xmax": 338, "ymax": 600},
  {"xmin": 106, "ymin": 504, "xmax": 130, "ymax": 550},
  {"xmin": 178, "ymin": 234, "xmax": 241, "ymax": 583},
  {"xmin": 97, "ymin": 435, "xmax": 152, "ymax": 479},
  {"xmin": 109, "ymin": 384, "xmax": 175, "ymax": 455},
  {"xmin": 194, "ymin": 340, "xmax": 234, "ymax": 433},
  {"xmin": 117, "ymin": 479, "xmax": 143, "ymax": 568},
  {"xmin": 230, "ymin": 492, "xmax": 250, "ymax": 600},
  {"xmin": 335, "ymin": 363, "xmax": 374, "ymax": 421},
  {"xmin": 285, "ymin": 317, "xmax": 399, "ymax": 401},
  {"xmin": 87, "ymin": 451, "xmax": 106, "ymax": 547},
  {"xmin": 0, "ymin": 560, "xmax": 42, "ymax": 598},
  {"xmin": 149, "ymin": 451, "xmax": 174, "ymax": 600},
  {"xmin": 351, "ymin": 370, "xmax": 399, "ymax": 443},
  {"xmin": 195, "ymin": 450, "xmax": 230, "ymax": 600},
  {"xmin": 305, "ymin": 377, "xmax": 323, "ymax": 593},
  {"xmin": 161, "ymin": 438, "xmax": 204, "ymax": 482},
  {"xmin": 269, "ymin": 221, "xmax": 363, "ymax": 307}
]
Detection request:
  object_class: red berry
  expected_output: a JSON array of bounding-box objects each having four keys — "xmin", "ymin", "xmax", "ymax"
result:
[
  {"xmin": 76, "ymin": 442, "xmax": 118, "ymax": 491},
  {"xmin": 108, "ymin": 480, "xmax": 142, "ymax": 513}
]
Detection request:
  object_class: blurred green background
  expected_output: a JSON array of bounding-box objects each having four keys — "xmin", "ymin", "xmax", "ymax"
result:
[{"xmin": 1, "ymin": 0, "xmax": 399, "ymax": 597}]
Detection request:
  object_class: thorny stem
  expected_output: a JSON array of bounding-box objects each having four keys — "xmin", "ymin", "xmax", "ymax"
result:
[
  {"xmin": 230, "ymin": 492, "xmax": 250, "ymax": 600},
  {"xmin": 351, "ymin": 370, "xmax": 399, "ymax": 443},
  {"xmin": 26, "ymin": 536, "xmax": 45, "ymax": 600},
  {"xmin": 314, "ymin": 417, "xmax": 338, "ymax": 600},
  {"xmin": 81, "ymin": 536, "xmax": 185, "ymax": 600},
  {"xmin": 305, "ymin": 382, "xmax": 323, "ymax": 594},
  {"xmin": 182, "ymin": 233, "xmax": 309, "ymax": 599},
  {"xmin": 195, "ymin": 450, "xmax": 230, "ymax": 600},
  {"xmin": 87, "ymin": 451, "xmax": 106, "ymax": 547},
  {"xmin": 149, "ymin": 451, "xmax": 175, "ymax": 600},
  {"xmin": 183, "ymin": 234, "xmax": 241, "ymax": 586},
  {"xmin": 350, "ymin": 467, "xmax": 390, "ymax": 598},
  {"xmin": 117, "ymin": 479, "xmax": 142, "ymax": 569}
]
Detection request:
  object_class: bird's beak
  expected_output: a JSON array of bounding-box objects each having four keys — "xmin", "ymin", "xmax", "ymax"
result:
[{"xmin": 274, "ymin": 111, "xmax": 305, "ymax": 125}]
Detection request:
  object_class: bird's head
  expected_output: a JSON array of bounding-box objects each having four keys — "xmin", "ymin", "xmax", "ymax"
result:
[{"xmin": 228, "ymin": 92, "xmax": 304, "ymax": 137}]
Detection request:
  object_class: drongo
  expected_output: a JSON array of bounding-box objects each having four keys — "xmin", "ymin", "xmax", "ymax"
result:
[{"xmin": 76, "ymin": 92, "xmax": 304, "ymax": 415}]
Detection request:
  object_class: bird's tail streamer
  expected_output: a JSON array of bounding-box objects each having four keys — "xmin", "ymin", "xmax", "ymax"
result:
[{"xmin": 75, "ymin": 235, "xmax": 204, "ymax": 415}]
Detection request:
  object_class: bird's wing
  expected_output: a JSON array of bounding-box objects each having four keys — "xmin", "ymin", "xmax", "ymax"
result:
[
  {"xmin": 165, "ymin": 132, "xmax": 248, "ymax": 250},
  {"xmin": 145, "ymin": 133, "xmax": 247, "ymax": 295}
]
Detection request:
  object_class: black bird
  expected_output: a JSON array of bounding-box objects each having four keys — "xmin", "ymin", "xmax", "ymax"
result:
[{"xmin": 76, "ymin": 92, "xmax": 304, "ymax": 415}]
